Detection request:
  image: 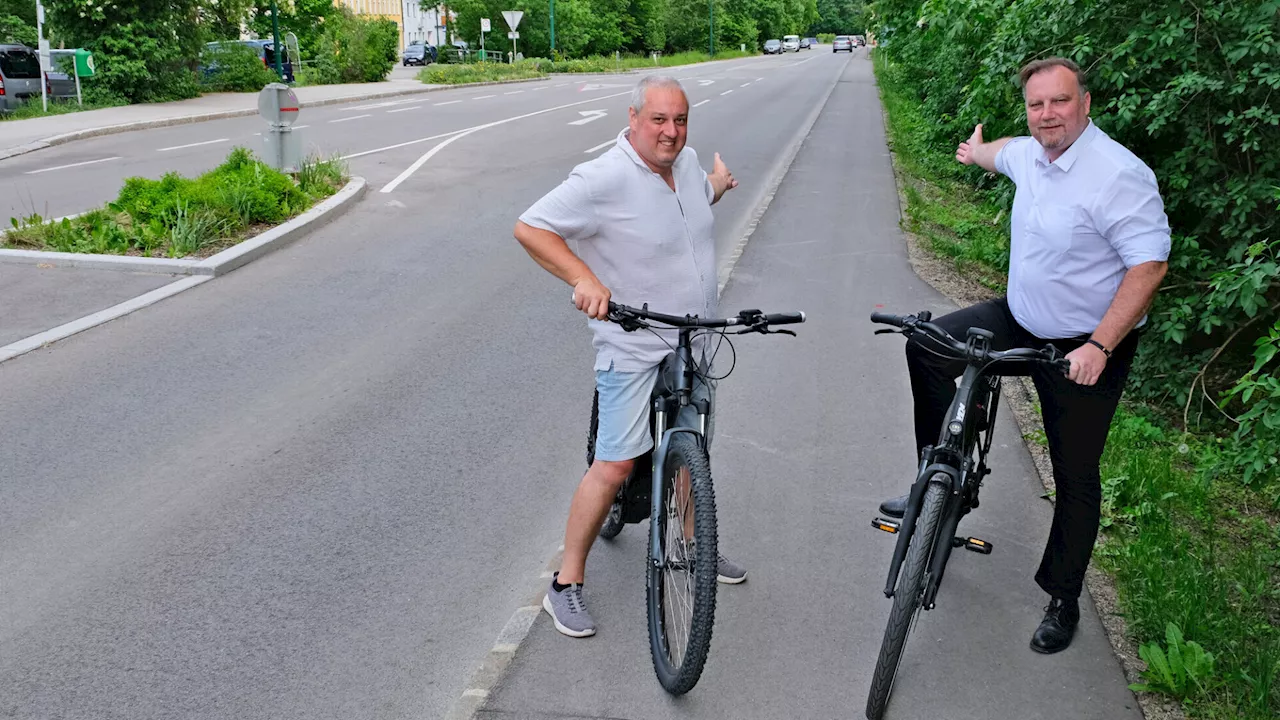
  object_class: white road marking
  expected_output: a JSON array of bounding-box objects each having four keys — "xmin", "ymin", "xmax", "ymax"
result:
[
  {"xmin": 568, "ymin": 109, "xmax": 607, "ymax": 126},
  {"xmin": 553, "ymin": 83, "xmax": 568, "ymax": 87},
  {"xmin": 472, "ymin": 94, "xmax": 496, "ymax": 100},
  {"xmin": 387, "ymin": 105, "xmax": 424, "ymax": 113},
  {"xmin": 434, "ymin": 100, "xmax": 462, "ymax": 106},
  {"xmin": 375, "ymin": 89, "xmax": 632, "ymax": 189},
  {"xmin": 25, "ymin": 156, "xmax": 122, "ymax": 174},
  {"xmin": 329, "ymin": 114, "xmax": 371, "ymax": 123},
  {"xmin": 756, "ymin": 77, "xmax": 764, "ymax": 81},
  {"xmin": 584, "ymin": 139, "xmax": 616, "ymax": 154},
  {"xmin": 293, "ymin": 125, "xmax": 310, "ymax": 129},
  {"xmin": 504, "ymin": 90, "xmax": 524, "ymax": 95},
  {"xmin": 740, "ymin": 82, "xmax": 751, "ymax": 87},
  {"xmin": 157, "ymin": 138, "xmax": 229, "ymax": 152},
  {"xmin": 380, "ymin": 130, "xmax": 481, "ymax": 193},
  {"xmin": 720, "ymin": 89, "xmax": 734, "ymax": 96},
  {"xmin": 693, "ymin": 99, "xmax": 711, "ymax": 107},
  {"xmin": 532, "ymin": 86, "xmax": 548, "ymax": 91}
]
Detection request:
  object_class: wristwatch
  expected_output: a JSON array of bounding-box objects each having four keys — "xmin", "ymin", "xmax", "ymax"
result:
[{"xmin": 1086, "ymin": 338, "xmax": 1112, "ymax": 358}]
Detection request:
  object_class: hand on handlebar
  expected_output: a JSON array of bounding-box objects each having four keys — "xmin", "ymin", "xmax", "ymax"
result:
[{"xmin": 572, "ymin": 278, "xmax": 612, "ymax": 321}]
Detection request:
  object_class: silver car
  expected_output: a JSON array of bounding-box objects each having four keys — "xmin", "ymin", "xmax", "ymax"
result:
[
  {"xmin": 0, "ymin": 44, "xmax": 43, "ymax": 113},
  {"xmin": 833, "ymin": 36, "xmax": 854, "ymax": 52}
]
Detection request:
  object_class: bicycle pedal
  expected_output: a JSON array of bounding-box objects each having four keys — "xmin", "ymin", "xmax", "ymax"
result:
[
  {"xmin": 871, "ymin": 517, "xmax": 900, "ymax": 534},
  {"xmin": 963, "ymin": 537, "xmax": 994, "ymax": 554}
]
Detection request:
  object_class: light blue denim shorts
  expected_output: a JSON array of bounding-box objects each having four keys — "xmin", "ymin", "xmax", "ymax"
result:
[{"xmin": 594, "ymin": 361, "xmax": 715, "ymax": 462}]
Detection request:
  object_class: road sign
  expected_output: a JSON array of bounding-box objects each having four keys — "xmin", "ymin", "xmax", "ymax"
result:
[
  {"xmin": 481, "ymin": 18, "xmax": 491, "ymax": 32},
  {"xmin": 568, "ymin": 110, "xmax": 607, "ymax": 126},
  {"xmin": 258, "ymin": 83, "xmax": 300, "ymax": 127},
  {"xmin": 507, "ymin": 31, "xmax": 520, "ymax": 39},
  {"xmin": 502, "ymin": 10, "xmax": 523, "ymax": 30}
]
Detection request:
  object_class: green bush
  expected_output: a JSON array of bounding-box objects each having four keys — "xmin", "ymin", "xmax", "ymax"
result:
[
  {"xmin": 418, "ymin": 63, "xmax": 544, "ymax": 84},
  {"xmin": 5, "ymin": 148, "xmax": 343, "ymax": 258},
  {"xmin": 817, "ymin": 33, "xmax": 836, "ymax": 44},
  {"xmin": 199, "ymin": 43, "xmax": 281, "ymax": 93},
  {"xmin": 302, "ymin": 8, "xmax": 398, "ymax": 85}
]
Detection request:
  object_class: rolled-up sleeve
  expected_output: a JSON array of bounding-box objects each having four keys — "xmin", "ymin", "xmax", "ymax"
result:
[
  {"xmin": 1095, "ymin": 166, "xmax": 1172, "ymax": 268},
  {"xmin": 519, "ymin": 169, "xmax": 598, "ymax": 243},
  {"xmin": 994, "ymin": 137, "xmax": 1031, "ymax": 183}
]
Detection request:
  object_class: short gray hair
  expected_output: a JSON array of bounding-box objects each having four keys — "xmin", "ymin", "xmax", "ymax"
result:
[{"xmin": 630, "ymin": 75, "xmax": 686, "ymax": 113}]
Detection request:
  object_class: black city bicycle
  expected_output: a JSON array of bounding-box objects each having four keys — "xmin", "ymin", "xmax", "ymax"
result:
[
  {"xmin": 865, "ymin": 310, "xmax": 1071, "ymax": 720},
  {"xmin": 585, "ymin": 301, "xmax": 804, "ymax": 695}
]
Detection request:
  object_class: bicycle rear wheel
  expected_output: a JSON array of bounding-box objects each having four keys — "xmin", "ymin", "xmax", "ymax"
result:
[
  {"xmin": 646, "ymin": 433, "xmax": 717, "ymax": 695},
  {"xmin": 866, "ymin": 478, "xmax": 947, "ymax": 720}
]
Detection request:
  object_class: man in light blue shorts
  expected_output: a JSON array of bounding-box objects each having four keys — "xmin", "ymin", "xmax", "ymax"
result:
[{"xmin": 514, "ymin": 75, "xmax": 741, "ymax": 638}]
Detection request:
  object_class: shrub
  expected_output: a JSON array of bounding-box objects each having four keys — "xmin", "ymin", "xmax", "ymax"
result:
[{"xmin": 199, "ymin": 42, "xmax": 281, "ymax": 93}]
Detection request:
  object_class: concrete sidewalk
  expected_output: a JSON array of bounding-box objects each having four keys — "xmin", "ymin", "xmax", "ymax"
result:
[
  {"xmin": 0, "ymin": 78, "xmax": 449, "ymax": 161},
  {"xmin": 474, "ymin": 56, "xmax": 1143, "ymax": 720}
]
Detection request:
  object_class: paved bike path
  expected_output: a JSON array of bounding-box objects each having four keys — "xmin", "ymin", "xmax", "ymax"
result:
[{"xmin": 477, "ymin": 57, "xmax": 1144, "ymax": 720}]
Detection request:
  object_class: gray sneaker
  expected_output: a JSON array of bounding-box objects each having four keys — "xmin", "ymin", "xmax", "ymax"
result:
[
  {"xmin": 543, "ymin": 574, "xmax": 596, "ymax": 638},
  {"xmin": 717, "ymin": 553, "xmax": 748, "ymax": 584}
]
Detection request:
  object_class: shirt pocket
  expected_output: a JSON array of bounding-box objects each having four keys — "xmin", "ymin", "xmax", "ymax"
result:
[{"xmin": 1025, "ymin": 203, "xmax": 1076, "ymax": 259}]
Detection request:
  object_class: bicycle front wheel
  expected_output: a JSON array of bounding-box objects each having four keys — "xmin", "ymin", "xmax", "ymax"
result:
[
  {"xmin": 866, "ymin": 478, "xmax": 947, "ymax": 720},
  {"xmin": 646, "ymin": 433, "xmax": 718, "ymax": 695}
]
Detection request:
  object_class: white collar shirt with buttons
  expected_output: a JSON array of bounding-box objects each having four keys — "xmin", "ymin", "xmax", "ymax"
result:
[
  {"xmin": 995, "ymin": 120, "xmax": 1171, "ymax": 340},
  {"xmin": 519, "ymin": 127, "xmax": 718, "ymax": 372}
]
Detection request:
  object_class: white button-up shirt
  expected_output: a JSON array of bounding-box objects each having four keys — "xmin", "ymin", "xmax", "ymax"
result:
[
  {"xmin": 995, "ymin": 121, "xmax": 1171, "ymax": 339},
  {"xmin": 520, "ymin": 128, "xmax": 718, "ymax": 372}
]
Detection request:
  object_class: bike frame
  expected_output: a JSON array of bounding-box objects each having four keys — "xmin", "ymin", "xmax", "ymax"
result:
[
  {"xmin": 881, "ymin": 329, "xmax": 1000, "ymax": 607},
  {"xmin": 648, "ymin": 326, "xmax": 712, "ymax": 568}
]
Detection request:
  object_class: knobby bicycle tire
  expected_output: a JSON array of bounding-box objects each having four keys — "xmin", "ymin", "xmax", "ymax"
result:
[
  {"xmin": 588, "ymin": 391, "xmax": 627, "ymax": 540},
  {"xmin": 866, "ymin": 478, "xmax": 948, "ymax": 720},
  {"xmin": 646, "ymin": 433, "xmax": 718, "ymax": 695}
]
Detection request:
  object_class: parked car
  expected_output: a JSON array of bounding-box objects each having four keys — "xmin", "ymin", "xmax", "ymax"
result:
[
  {"xmin": 763, "ymin": 39, "xmax": 783, "ymax": 55},
  {"xmin": 854, "ymin": 35, "xmax": 867, "ymax": 47},
  {"xmin": 0, "ymin": 44, "xmax": 43, "ymax": 113},
  {"xmin": 833, "ymin": 35, "xmax": 854, "ymax": 52},
  {"xmin": 799, "ymin": 37, "xmax": 811, "ymax": 49},
  {"xmin": 782, "ymin": 35, "xmax": 801, "ymax": 52},
  {"xmin": 806, "ymin": 37, "xmax": 819, "ymax": 47},
  {"xmin": 403, "ymin": 42, "xmax": 436, "ymax": 66}
]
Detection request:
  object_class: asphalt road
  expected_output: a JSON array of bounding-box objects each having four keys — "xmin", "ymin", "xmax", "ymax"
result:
[{"xmin": 0, "ymin": 48, "xmax": 1141, "ymax": 720}]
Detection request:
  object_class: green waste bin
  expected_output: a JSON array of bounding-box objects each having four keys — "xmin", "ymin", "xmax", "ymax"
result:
[{"xmin": 73, "ymin": 49, "xmax": 95, "ymax": 77}]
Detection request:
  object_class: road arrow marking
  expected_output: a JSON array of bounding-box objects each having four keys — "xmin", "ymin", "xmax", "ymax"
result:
[{"xmin": 569, "ymin": 110, "xmax": 608, "ymax": 126}]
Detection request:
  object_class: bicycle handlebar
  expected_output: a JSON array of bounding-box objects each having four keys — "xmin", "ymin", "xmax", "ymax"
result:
[
  {"xmin": 608, "ymin": 301, "xmax": 806, "ymax": 331},
  {"xmin": 871, "ymin": 310, "xmax": 1072, "ymax": 374}
]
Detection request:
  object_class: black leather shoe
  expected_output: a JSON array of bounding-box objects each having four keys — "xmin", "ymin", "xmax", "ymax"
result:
[
  {"xmin": 878, "ymin": 494, "xmax": 908, "ymax": 519},
  {"xmin": 1031, "ymin": 597, "xmax": 1080, "ymax": 654}
]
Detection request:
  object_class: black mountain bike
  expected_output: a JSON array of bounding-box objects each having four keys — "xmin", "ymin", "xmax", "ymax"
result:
[
  {"xmin": 585, "ymin": 301, "xmax": 804, "ymax": 695},
  {"xmin": 865, "ymin": 310, "xmax": 1070, "ymax": 720}
]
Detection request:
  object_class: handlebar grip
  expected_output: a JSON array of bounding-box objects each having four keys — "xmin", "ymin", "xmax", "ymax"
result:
[
  {"xmin": 870, "ymin": 312, "xmax": 906, "ymax": 327},
  {"xmin": 763, "ymin": 311, "xmax": 806, "ymax": 325}
]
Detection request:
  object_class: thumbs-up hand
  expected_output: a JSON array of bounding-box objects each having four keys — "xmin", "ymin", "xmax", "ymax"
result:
[
  {"xmin": 956, "ymin": 123, "xmax": 984, "ymax": 165},
  {"xmin": 713, "ymin": 152, "xmax": 738, "ymax": 191},
  {"xmin": 957, "ymin": 126, "xmax": 983, "ymax": 166}
]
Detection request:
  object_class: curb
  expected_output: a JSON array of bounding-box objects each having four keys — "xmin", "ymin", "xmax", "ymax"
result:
[
  {"xmin": 0, "ymin": 176, "xmax": 367, "ymax": 276},
  {"xmin": 0, "ymin": 78, "xmax": 551, "ymax": 163},
  {"xmin": 441, "ymin": 545, "xmax": 564, "ymax": 720},
  {"xmin": 196, "ymin": 175, "xmax": 367, "ymax": 276},
  {"xmin": 0, "ymin": 177, "xmax": 367, "ymax": 365}
]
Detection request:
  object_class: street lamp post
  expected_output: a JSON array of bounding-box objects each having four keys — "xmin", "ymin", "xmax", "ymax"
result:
[
  {"xmin": 270, "ymin": 0, "xmax": 284, "ymax": 79},
  {"xmin": 709, "ymin": 0, "xmax": 714, "ymax": 57},
  {"xmin": 550, "ymin": 0, "xmax": 556, "ymax": 55}
]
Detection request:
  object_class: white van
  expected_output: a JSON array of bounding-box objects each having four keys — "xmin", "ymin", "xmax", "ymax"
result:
[{"xmin": 782, "ymin": 35, "xmax": 801, "ymax": 52}]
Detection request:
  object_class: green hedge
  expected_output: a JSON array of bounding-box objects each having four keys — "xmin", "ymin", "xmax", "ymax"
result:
[
  {"xmin": 872, "ymin": 0, "xmax": 1280, "ymax": 491},
  {"xmin": 199, "ymin": 43, "xmax": 280, "ymax": 93},
  {"xmin": 298, "ymin": 8, "xmax": 398, "ymax": 85}
]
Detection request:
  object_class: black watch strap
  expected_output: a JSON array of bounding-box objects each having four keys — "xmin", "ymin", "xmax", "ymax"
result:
[{"xmin": 1086, "ymin": 338, "xmax": 1112, "ymax": 358}]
